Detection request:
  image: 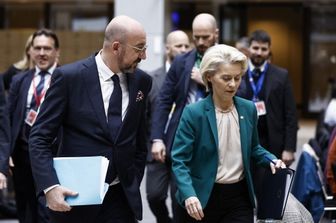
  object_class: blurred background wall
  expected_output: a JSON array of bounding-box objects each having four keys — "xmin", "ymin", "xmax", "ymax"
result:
[{"xmin": 0, "ymin": 0, "xmax": 335, "ymax": 117}]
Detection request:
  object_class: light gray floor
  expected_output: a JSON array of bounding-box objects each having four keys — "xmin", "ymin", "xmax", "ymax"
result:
[{"xmin": 0, "ymin": 119, "xmax": 319, "ymax": 223}]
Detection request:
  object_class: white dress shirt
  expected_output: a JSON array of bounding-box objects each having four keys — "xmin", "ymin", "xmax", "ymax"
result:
[
  {"xmin": 95, "ymin": 51, "xmax": 129, "ymax": 121},
  {"xmin": 26, "ymin": 64, "xmax": 56, "ymax": 114},
  {"xmin": 95, "ymin": 51, "xmax": 129, "ymax": 185}
]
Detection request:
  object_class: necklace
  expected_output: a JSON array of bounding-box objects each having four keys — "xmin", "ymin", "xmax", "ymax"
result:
[{"xmin": 215, "ymin": 104, "xmax": 234, "ymax": 113}]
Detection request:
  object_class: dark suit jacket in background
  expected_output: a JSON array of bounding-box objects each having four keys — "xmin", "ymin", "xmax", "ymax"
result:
[
  {"xmin": 0, "ymin": 76, "xmax": 10, "ymax": 174},
  {"xmin": 1, "ymin": 65, "xmax": 24, "ymax": 91},
  {"xmin": 5, "ymin": 70, "xmax": 35, "ymax": 168},
  {"xmin": 236, "ymin": 63, "xmax": 298, "ymax": 157},
  {"xmin": 146, "ymin": 65, "xmax": 166, "ymax": 162},
  {"xmin": 29, "ymin": 55, "xmax": 152, "ymax": 220},
  {"xmin": 151, "ymin": 49, "xmax": 197, "ymax": 157},
  {"xmin": 4, "ymin": 68, "xmax": 53, "ymax": 223}
]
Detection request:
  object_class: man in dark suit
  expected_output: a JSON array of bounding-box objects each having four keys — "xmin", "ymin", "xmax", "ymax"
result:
[
  {"xmin": 150, "ymin": 13, "xmax": 218, "ymax": 164},
  {"xmin": 28, "ymin": 15, "xmax": 151, "ymax": 223},
  {"xmin": 0, "ymin": 28, "xmax": 60, "ymax": 223},
  {"xmin": 146, "ymin": 30, "xmax": 190, "ymax": 223},
  {"xmin": 236, "ymin": 29, "xmax": 298, "ymax": 199},
  {"xmin": 236, "ymin": 29, "xmax": 298, "ymax": 165}
]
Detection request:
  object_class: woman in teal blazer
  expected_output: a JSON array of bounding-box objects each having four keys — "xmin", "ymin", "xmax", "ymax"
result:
[{"xmin": 171, "ymin": 44, "xmax": 285, "ymax": 222}]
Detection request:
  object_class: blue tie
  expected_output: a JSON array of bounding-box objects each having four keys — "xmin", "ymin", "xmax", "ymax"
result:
[
  {"xmin": 107, "ymin": 75, "xmax": 122, "ymax": 139},
  {"xmin": 30, "ymin": 71, "xmax": 48, "ymax": 110}
]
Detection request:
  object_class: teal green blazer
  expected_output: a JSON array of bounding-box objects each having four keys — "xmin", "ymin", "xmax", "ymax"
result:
[{"xmin": 171, "ymin": 95, "xmax": 277, "ymax": 208}]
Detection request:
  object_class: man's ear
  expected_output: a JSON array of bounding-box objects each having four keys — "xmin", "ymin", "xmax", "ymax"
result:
[{"xmin": 111, "ymin": 41, "xmax": 121, "ymax": 53}]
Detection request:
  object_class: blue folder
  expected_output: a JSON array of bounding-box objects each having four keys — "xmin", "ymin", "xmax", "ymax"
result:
[{"xmin": 53, "ymin": 156, "xmax": 110, "ymax": 206}]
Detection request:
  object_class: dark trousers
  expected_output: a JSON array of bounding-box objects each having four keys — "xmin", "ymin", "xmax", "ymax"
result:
[
  {"xmin": 49, "ymin": 183, "xmax": 136, "ymax": 223},
  {"xmin": 251, "ymin": 164, "xmax": 267, "ymax": 206},
  {"xmin": 146, "ymin": 161, "xmax": 179, "ymax": 223},
  {"xmin": 12, "ymin": 145, "xmax": 50, "ymax": 223},
  {"xmin": 177, "ymin": 180, "xmax": 253, "ymax": 223}
]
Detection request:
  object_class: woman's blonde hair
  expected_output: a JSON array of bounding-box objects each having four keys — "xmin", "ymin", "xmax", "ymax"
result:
[
  {"xmin": 200, "ymin": 44, "xmax": 248, "ymax": 91},
  {"xmin": 13, "ymin": 34, "xmax": 34, "ymax": 70}
]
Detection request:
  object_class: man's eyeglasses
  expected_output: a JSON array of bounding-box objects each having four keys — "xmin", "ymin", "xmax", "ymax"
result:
[{"xmin": 126, "ymin": 44, "xmax": 147, "ymax": 54}]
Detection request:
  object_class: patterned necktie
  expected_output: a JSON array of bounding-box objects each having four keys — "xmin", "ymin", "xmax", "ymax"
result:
[
  {"xmin": 252, "ymin": 68, "xmax": 261, "ymax": 82},
  {"xmin": 107, "ymin": 75, "xmax": 122, "ymax": 139},
  {"xmin": 30, "ymin": 70, "xmax": 48, "ymax": 110}
]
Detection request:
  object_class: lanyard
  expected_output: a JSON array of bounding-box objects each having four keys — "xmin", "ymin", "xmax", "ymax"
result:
[
  {"xmin": 248, "ymin": 63, "xmax": 268, "ymax": 101},
  {"xmin": 32, "ymin": 75, "xmax": 50, "ymax": 108}
]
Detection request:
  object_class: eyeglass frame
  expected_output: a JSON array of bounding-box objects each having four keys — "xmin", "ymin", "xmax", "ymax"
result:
[{"xmin": 125, "ymin": 44, "xmax": 148, "ymax": 54}]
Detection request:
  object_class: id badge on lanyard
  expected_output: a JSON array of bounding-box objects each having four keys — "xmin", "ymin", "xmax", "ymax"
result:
[
  {"xmin": 25, "ymin": 75, "xmax": 49, "ymax": 126},
  {"xmin": 249, "ymin": 64, "xmax": 268, "ymax": 116}
]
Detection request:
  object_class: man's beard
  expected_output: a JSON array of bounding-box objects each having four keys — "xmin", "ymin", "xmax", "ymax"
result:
[
  {"xmin": 119, "ymin": 58, "xmax": 141, "ymax": 74},
  {"xmin": 251, "ymin": 56, "xmax": 266, "ymax": 67}
]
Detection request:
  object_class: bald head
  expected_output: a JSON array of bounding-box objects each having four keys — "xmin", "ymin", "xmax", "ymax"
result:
[
  {"xmin": 191, "ymin": 13, "xmax": 218, "ymax": 55},
  {"xmin": 101, "ymin": 15, "xmax": 147, "ymax": 74},
  {"xmin": 166, "ymin": 30, "xmax": 189, "ymax": 45},
  {"xmin": 166, "ymin": 30, "xmax": 190, "ymax": 64},
  {"xmin": 104, "ymin": 15, "xmax": 145, "ymax": 45},
  {"xmin": 192, "ymin": 13, "xmax": 217, "ymax": 32}
]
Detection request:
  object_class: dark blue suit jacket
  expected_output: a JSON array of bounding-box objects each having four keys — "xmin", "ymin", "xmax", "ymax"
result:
[
  {"xmin": 2, "ymin": 69, "xmax": 60, "ymax": 173},
  {"xmin": 0, "ymin": 76, "xmax": 10, "ymax": 174},
  {"xmin": 0, "ymin": 70, "xmax": 37, "ymax": 174},
  {"xmin": 150, "ymin": 49, "xmax": 197, "ymax": 157},
  {"xmin": 28, "ymin": 55, "xmax": 152, "ymax": 220},
  {"xmin": 236, "ymin": 63, "xmax": 298, "ymax": 157}
]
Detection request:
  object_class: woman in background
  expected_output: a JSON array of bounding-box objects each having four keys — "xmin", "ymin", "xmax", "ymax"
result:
[{"xmin": 1, "ymin": 34, "xmax": 34, "ymax": 90}]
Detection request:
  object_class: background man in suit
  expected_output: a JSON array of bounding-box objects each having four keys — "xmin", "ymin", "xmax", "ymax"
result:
[
  {"xmin": 0, "ymin": 28, "xmax": 60, "ymax": 223},
  {"xmin": 28, "ymin": 15, "xmax": 151, "ymax": 223},
  {"xmin": 146, "ymin": 30, "xmax": 190, "ymax": 223},
  {"xmin": 236, "ymin": 29, "xmax": 298, "ymax": 197},
  {"xmin": 150, "ymin": 12, "xmax": 218, "ymax": 172}
]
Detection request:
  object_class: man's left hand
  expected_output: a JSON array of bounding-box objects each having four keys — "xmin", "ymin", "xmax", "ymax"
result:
[{"xmin": 282, "ymin": 150, "xmax": 295, "ymax": 167}]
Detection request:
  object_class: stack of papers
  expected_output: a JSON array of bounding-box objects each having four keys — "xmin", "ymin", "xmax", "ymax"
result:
[{"xmin": 53, "ymin": 156, "xmax": 110, "ymax": 206}]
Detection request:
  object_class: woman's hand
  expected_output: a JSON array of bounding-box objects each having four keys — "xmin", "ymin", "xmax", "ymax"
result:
[
  {"xmin": 270, "ymin": 159, "xmax": 286, "ymax": 174},
  {"xmin": 185, "ymin": 196, "xmax": 204, "ymax": 221}
]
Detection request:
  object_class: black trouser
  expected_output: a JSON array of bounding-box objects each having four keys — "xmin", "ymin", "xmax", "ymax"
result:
[
  {"xmin": 146, "ymin": 161, "xmax": 179, "ymax": 223},
  {"xmin": 12, "ymin": 143, "xmax": 50, "ymax": 223},
  {"xmin": 177, "ymin": 179, "xmax": 253, "ymax": 223}
]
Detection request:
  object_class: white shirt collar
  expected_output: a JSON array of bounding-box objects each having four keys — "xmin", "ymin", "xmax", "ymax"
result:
[
  {"xmin": 248, "ymin": 59, "xmax": 268, "ymax": 72},
  {"xmin": 95, "ymin": 50, "xmax": 117, "ymax": 81},
  {"xmin": 34, "ymin": 63, "xmax": 57, "ymax": 76},
  {"xmin": 165, "ymin": 61, "xmax": 171, "ymax": 73}
]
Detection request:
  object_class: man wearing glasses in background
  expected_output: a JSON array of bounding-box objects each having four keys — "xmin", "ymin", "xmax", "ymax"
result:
[
  {"xmin": 146, "ymin": 30, "xmax": 190, "ymax": 223},
  {"xmin": 0, "ymin": 28, "xmax": 60, "ymax": 223},
  {"xmin": 28, "ymin": 16, "xmax": 151, "ymax": 223}
]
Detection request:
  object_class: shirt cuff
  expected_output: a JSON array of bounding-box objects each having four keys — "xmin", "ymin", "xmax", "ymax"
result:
[
  {"xmin": 152, "ymin": 139, "xmax": 163, "ymax": 143},
  {"xmin": 44, "ymin": 184, "xmax": 60, "ymax": 194}
]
